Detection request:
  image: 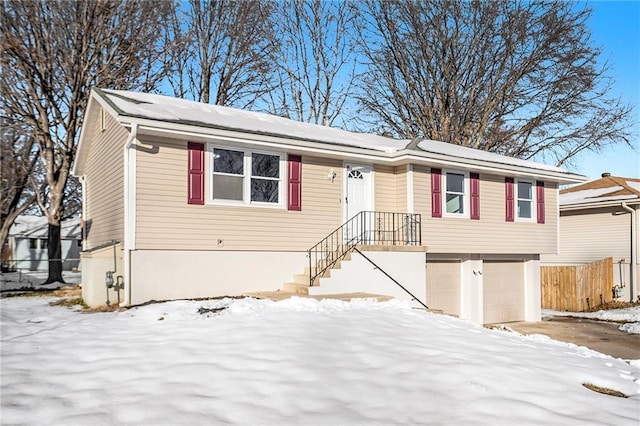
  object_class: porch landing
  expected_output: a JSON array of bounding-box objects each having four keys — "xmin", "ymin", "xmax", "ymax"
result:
[{"xmin": 242, "ymin": 290, "xmax": 394, "ymax": 302}]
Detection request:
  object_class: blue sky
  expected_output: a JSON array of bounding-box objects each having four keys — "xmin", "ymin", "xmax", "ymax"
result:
[{"xmin": 571, "ymin": 1, "xmax": 640, "ymax": 179}]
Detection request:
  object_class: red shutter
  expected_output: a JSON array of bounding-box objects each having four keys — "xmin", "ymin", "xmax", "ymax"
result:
[
  {"xmin": 505, "ymin": 177, "xmax": 514, "ymax": 222},
  {"xmin": 470, "ymin": 172, "xmax": 480, "ymax": 220},
  {"xmin": 431, "ymin": 168, "xmax": 442, "ymax": 218},
  {"xmin": 288, "ymin": 155, "xmax": 302, "ymax": 211},
  {"xmin": 187, "ymin": 142, "xmax": 204, "ymax": 205},
  {"xmin": 536, "ymin": 181, "xmax": 545, "ymax": 224}
]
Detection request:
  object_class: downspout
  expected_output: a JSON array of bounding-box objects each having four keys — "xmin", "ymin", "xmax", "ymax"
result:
[
  {"xmin": 123, "ymin": 123, "xmax": 138, "ymax": 306},
  {"xmin": 79, "ymin": 176, "xmax": 87, "ymax": 251},
  {"xmin": 621, "ymin": 202, "xmax": 636, "ymax": 302}
]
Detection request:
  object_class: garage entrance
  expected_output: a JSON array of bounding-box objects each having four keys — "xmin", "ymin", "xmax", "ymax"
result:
[
  {"xmin": 483, "ymin": 260, "xmax": 525, "ymax": 324},
  {"xmin": 426, "ymin": 260, "xmax": 461, "ymax": 317}
]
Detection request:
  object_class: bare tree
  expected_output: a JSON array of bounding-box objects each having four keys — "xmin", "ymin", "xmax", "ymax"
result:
[
  {"xmin": 163, "ymin": 0, "xmax": 276, "ymax": 108},
  {"xmin": 0, "ymin": 116, "xmax": 40, "ymax": 249},
  {"xmin": 265, "ymin": 0, "xmax": 358, "ymax": 126},
  {"xmin": 1, "ymin": 0, "xmax": 174, "ymax": 283},
  {"xmin": 355, "ymin": 0, "xmax": 635, "ymax": 165}
]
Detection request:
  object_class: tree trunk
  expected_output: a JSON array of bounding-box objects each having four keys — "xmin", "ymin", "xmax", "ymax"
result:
[
  {"xmin": 44, "ymin": 222, "xmax": 65, "ymax": 284},
  {"xmin": 0, "ymin": 218, "xmax": 13, "ymax": 255}
]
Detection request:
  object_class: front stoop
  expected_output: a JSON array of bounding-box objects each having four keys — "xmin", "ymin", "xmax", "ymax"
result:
[
  {"xmin": 242, "ymin": 290, "xmax": 394, "ymax": 302},
  {"xmin": 245, "ymin": 244, "xmax": 429, "ymax": 303}
]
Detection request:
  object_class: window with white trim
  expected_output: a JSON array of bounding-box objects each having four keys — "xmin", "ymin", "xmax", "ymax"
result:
[
  {"xmin": 210, "ymin": 146, "xmax": 283, "ymax": 206},
  {"xmin": 516, "ymin": 180, "xmax": 534, "ymax": 220},
  {"xmin": 444, "ymin": 171, "xmax": 468, "ymax": 216}
]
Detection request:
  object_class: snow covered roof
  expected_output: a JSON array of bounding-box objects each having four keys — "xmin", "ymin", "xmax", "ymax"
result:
[
  {"xmin": 99, "ymin": 89, "xmax": 410, "ymax": 153},
  {"xmin": 9, "ymin": 216, "xmax": 81, "ymax": 239},
  {"xmin": 560, "ymin": 175, "xmax": 640, "ymax": 207},
  {"xmin": 76, "ymin": 88, "xmax": 584, "ymax": 182},
  {"xmin": 416, "ymin": 139, "xmax": 566, "ymax": 173}
]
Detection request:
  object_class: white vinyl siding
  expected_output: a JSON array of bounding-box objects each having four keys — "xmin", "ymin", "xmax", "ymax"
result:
[
  {"xmin": 136, "ymin": 137, "xmax": 343, "ymax": 251},
  {"xmin": 413, "ymin": 166, "xmax": 558, "ymax": 254},
  {"xmin": 542, "ymin": 207, "xmax": 631, "ymax": 263},
  {"xmin": 373, "ymin": 165, "xmax": 408, "ymax": 213},
  {"xmin": 84, "ymin": 108, "xmax": 126, "ymax": 249},
  {"xmin": 374, "ymin": 164, "xmax": 396, "ymax": 212}
]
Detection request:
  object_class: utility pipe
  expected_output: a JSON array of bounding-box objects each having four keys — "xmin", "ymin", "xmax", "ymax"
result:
[
  {"xmin": 122, "ymin": 123, "xmax": 138, "ymax": 306},
  {"xmin": 79, "ymin": 176, "xmax": 87, "ymax": 251},
  {"xmin": 621, "ymin": 202, "xmax": 637, "ymax": 302}
]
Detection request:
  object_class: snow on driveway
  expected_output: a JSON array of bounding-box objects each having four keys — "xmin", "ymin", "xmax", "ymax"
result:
[
  {"xmin": 1, "ymin": 296, "xmax": 639, "ymax": 425},
  {"xmin": 544, "ymin": 307, "xmax": 640, "ymax": 334}
]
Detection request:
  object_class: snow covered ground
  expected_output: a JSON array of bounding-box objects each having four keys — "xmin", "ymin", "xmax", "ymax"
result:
[
  {"xmin": 0, "ymin": 271, "xmax": 81, "ymax": 291},
  {"xmin": 544, "ymin": 307, "xmax": 640, "ymax": 335},
  {"xmin": 2, "ymin": 296, "xmax": 639, "ymax": 426}
]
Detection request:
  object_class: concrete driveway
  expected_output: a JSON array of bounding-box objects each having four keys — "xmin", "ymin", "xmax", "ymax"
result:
[{"xmin": 503, "ymin": 316, "xmax": 640, "ymax": 360}]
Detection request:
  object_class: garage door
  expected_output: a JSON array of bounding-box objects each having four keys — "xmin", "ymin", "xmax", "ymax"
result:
[
  {"xmin": 483, "ymin": 260, "xmax": 525, "ymax": 324},
  {"xmin": 426, "ymin": 261, "xmax": 461, "ymax": 316}
]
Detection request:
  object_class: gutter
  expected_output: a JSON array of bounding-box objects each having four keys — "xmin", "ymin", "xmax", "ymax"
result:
[
  {"xmin": 79, "ymin": 176, "xmax": 87, "ymax": 251},
  {"xmin": 621, "ymin": 202, "xmax": 637, "ymax": 303},
  {"xmin": 123, "ymin": 123, "xmax": 138, "ymax": 306},
  {"xmin": 560, "ymin": 199, "xmax": 640, "ymax": 211}
]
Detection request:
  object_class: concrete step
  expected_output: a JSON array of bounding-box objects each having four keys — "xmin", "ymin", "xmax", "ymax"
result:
[
  {"xmin": 304, "ymin": 263, "xmax": 338, "ymax": 276},
  {"xmin": 245, "ymin": 290, "xmax": 395, "ymax": 303},
  {"xmin": 284, "ymin": 248, "xmax": 355, "ymax": 295},
  {"xmin": 292, "ymin": 274, "xmax": 310, "ymax": 285},
  {"xmin": 242, "ymin": 290, "xmax": 298, "ymax": 301},
  {"xmin": 282, "ymin": 282, "xmax": 309, "ymax": 295}
]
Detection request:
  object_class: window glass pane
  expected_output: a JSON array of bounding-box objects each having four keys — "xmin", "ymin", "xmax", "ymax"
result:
[
  {"xmin": 251, "ymin": 178, "xmax": 279, "ymax": 203},
  {"xmin": 213, "ymin": 175, "xmax": 243, "ymax": 200},
  {"xmin": 447, "ymin": 173, "xmax": 464, "ymax": 193},
  {"xmin": 214, "ymin": 149, "xmax": 243, "ymax": 174},
  {"xmin": 518, "ymin": 200, "xmax": 532, "ymax": 218},
  {"xmin": 518, "ymin": 181, "xmax": 532, "ymax": 199},
  {"xmin": 446, "ymin": 193, "xmax": 464, "ymax": 214},
  {"xmin": 348, "ymin": 170, "xmax": 364, "ymax": 179},
  {"xmin": 252, "ymin": 153, "xmax": 280, "ymax": 178},
  {"xmin": 29, "ymin": 238, "xmax": 37, "ymax": 249}
]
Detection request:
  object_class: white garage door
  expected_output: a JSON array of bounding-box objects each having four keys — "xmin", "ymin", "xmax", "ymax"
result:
[
  {"xmin": 483, "ymin": 260, "xmax": 525, "ymax": 324},
  {"xmin": 426, "ymin": 261, "xmax": 461, "ymax": 316}
]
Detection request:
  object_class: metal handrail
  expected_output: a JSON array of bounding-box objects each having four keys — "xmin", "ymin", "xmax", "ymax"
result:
[
  {"xmin": 353, "ymin": 247, "xmax": 428, "ymax": 309},
  {"xmin": 307, "ymin": 211, "xmax": 421, "ymax": 286}
]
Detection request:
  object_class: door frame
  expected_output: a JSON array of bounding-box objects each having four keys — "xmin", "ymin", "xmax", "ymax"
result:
[{"xmin": 343, "ymin": 162, "xmax": 374, "ymax": 222}]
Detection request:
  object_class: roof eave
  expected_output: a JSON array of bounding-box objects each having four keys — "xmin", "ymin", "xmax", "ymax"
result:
[
  {"xmin": 397, "ymin": 149, "xmax": 586, "ymax": 184},
  {"xmin": 121, "ymin": 117, "xmax": 583, "ymax": 183},
  {"xmin": 560, "ymin": 199, "xmax": 640, "ymax": 211}
]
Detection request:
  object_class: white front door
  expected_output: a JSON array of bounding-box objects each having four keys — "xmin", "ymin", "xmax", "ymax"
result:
[{"xmin": 344, "ymin": 163, "xmax": 373, "ymax": 241}]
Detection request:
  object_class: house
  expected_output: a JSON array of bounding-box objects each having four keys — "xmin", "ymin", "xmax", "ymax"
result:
[
  {"xmin": 72, "ymin": 88, "xmax": 585, "ymax": 323},
  {"xmin": 541, "ymin": 174, "xmax": 639, "ymax": 303},
  {"xmin": 1, "ymin": 215, "xmax": 81, "ymax": 272}
]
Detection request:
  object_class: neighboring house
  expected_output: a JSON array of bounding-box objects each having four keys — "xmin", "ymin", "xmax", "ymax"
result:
[
  {"xmin": 72, "ymin": 88, "xmax": 584, "ymax": 323},
  {"xmin": 1, "ymin": 215, "xmax": 81, "ymax": 272},
  {"xmin": 541, "ymin": 174, "xmax": 640, "ymax": 303}
]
